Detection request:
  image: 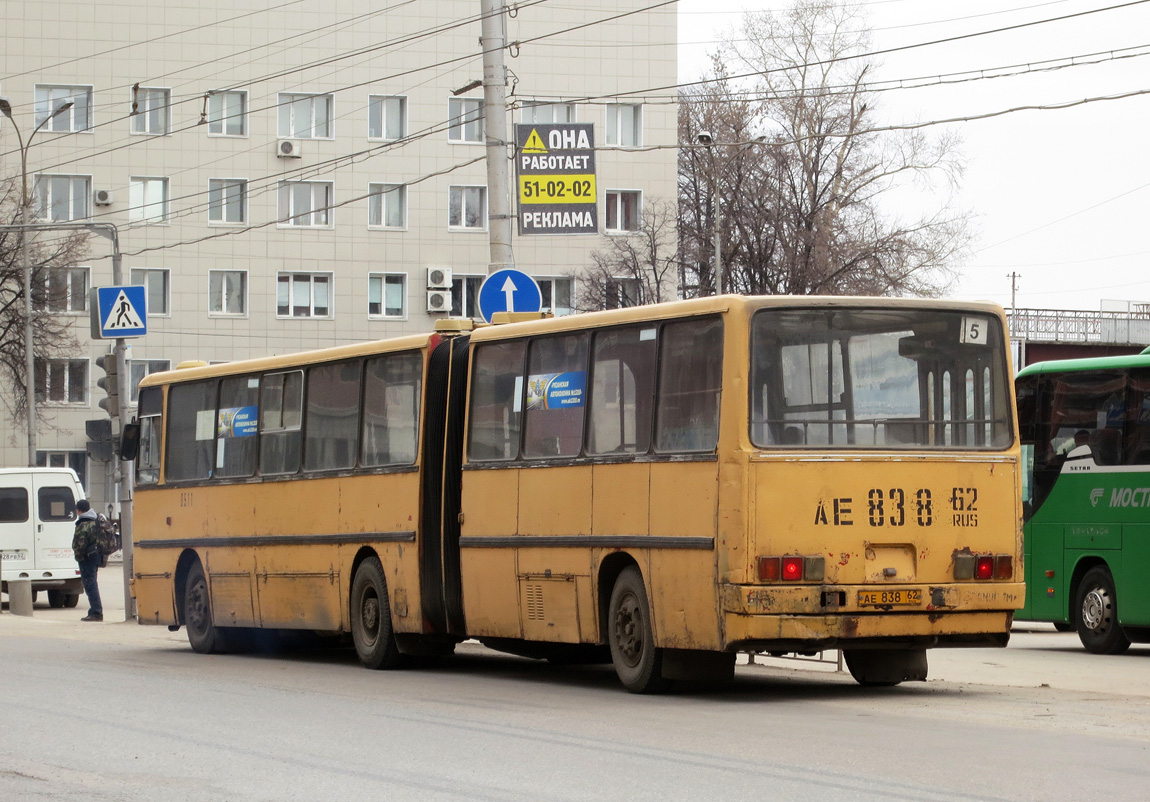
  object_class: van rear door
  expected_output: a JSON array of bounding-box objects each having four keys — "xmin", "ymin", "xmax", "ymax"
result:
[
  {"xmin": 0, "ymin": 475, "xmax": 34, "ymax": 578},
  {"xmin": 32, "ymin": 475, "xmax": 80, "ymax": 571}
]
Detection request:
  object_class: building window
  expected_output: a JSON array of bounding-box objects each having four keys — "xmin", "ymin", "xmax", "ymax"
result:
[
  {"xmin": 278, "ymin": 93, "xmax": 333, "ymax": 138},
  {"xmin": 368, "ymin": 273, "xmax": 406, "ymax": 318},
  {"xmin": 39, "ymin": 267, "xmax": 88, "ymax": 313},
  {"xmin": 34, "ymin": 175, "xmax": 89, "ymax": 221},
  {"xmin": 369, "ymin": 95, "xmax": 406, "ymax": 140},
  {"xmin": 131, "ymin": 87, "xmax": 171, "ymax": 135},
  {"xmin": 207, "ymin": 90, "xmax": 246, "ymax": 136},
  {"xmin": 277, "ymin": 272, "xmax": 332, "ymax": 318},
  {"xmin": 34, "ymin": 85, "xmax": 92, "ymax": 132},
  {"xmin": 278, "ymin": 181, "xmax": 333, "ymax": 227},
  {"xmin": 606, "ymin": 277, "xmax": 642, "ymax": 309},
  {"xmin": 128, "ymin": 359, "xmax": 171, "ymax": 404},
  {"xmin": 36, "ymin": 451, "xmax": 87, "ymax": 490},
  {"xmin": 605, "ymin": 190, "xmax": 641, "ymax": 233},
  {"xmin": 451, "ymin": 275, "xmax": 483, "ymax": 317},
  {"xmin": 130, "ymin": 268, "xmax": 170, "ymax": 316},
  {"xmin": 448, "ymin": 185, "xmax": 486, "ymax": 230},
  {"xmin": 535, "ymin": 276, "xmax": 574, "ymax": 316},
  {"xmin": 368, "ymin": 183, "xmax": 405, "ymax": 229},
  {"xmin": 35, "ymin": 359, "xmax": 88, "ymax": 404},
  {"xmin": 129, "ymin": 177, "xmax": 170, "ymax": 223},
  {"xmin": 605, "ymin": 103, "xmax": 642, "ymax": 147},
  {"xmin": 209, "ymin": 270, "xmax": 247, "ymax": 316},
  {"xmin": 521, "ymin": 102, "xmax": 575, "ymax": 123},
  {"xmin": 448, "ymin": 98, "xmax": 484, "ymax": 143},
  {"xmin": 208, "ymin": 179, "xmax": 247, "ymax": 223}
]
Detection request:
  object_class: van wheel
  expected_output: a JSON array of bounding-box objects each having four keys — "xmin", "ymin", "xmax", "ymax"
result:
[
  {"xmin": 185, "ymin": 561, "xmax": 228, "ymax": 654},
  {"xmin": 1076, "ymin": 567, "xmax": 1131, "ymax": 655},
  {"xmin": 607, "ymin": 567, "xmax": 669, "ymax": 693},
  {"xmin": 48, "ymin": 589, "xmax": 66, "ymax": 608},
  {"xmin": 63, "ymin": 593, "xmax": 79, "ymax": 608},
  {"xmin": 350, "ymin": 557, "xmax": 400, "ymax": 669}
]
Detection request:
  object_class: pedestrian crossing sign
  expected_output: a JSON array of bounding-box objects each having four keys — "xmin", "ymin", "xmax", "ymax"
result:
[{"xmin": 90, "ymin": 285, "xmax": 148, "ymax": 339}]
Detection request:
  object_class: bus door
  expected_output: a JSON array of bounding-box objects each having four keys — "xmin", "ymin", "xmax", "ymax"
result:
[{"xmin": 419, "ymin": 335, "xmax": 470, "ymax": 635}]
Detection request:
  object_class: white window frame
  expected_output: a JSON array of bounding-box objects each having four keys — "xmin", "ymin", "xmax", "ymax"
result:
[
  {"xmin": 130, "ymin": 87, "xmax": 171, "ymax": 135},
  {"xmin": 130, "ymin": 268, "xmax": 171, "ymax": 316},
  {"xmin": 35, "ymin": 358, "xmax": 89, "ymax": 405},
  {"xmin": 129, "ymin": 176, "xmax": 170, "ymax": 224},
  {"xmin": 34, "ymin": 174, "xmax": 90, "ymax": 222},
  {"xmin": 36, "ymin": 450, "xmax": 88, "ymax": 490},
  {"xmin": 128, "ymin": 359, "xmax": 171, "ymax": 404},
  {"xmin": 605, "ymin": 103, "xmax": 642, "ymax": 147},
  {"xmin": 605, "ymin": 189, "xmax": 642, "ymax": 233},
  {"xmin": 207, "ymin": 90, "xmax": 247, "ymax": 136},
  {"xmin": 208, "ymin": 270, "xmax": 248, "ymax": 317},
  {"xmin": 277, "ymin": 181, "xmax": 334, "ymax": 228},
  {"xmin": 448, "ymin": 185, "xmax": 487, "ymax": 231},
  {"xmin": 276, "ymin": 272, "xmax": 333, "ymax": 319},
  {"xmin": 34, "ymin": 85, "xmax": 92, "ymax": 132},
  {"xmin": 448, "ymin": 97, "xmax": 484, "ymax": 144},
  {"xmin": 368, "ymin": 183, "xmax": 406, "ymax": 229},
  {"xmin": 451, "ymin": 275, "xmax": 484, "ymax": 318},
  {"xmin": 278, "ymin": 92, "xmax": 334, "ymax": 139},
  {"xmin": 534, "ymin": 276, "xmax": 575, "ymax": 316},
  {"xmin": 38, "ymin": 266, "xmax": 89, "ymax": 314},
  {"xmin": 368, "ymin": 95, "xmax": 406, "ymax": 140},
  {"xmin": 520, "ymin": 102, "xmax": 576, "ymax": 124},
  {"xmin": 606, "ymin": 277, "xmax": 643, "ymax": 309},
  {"xmin": 368, "ymin": 273, "xmax": 407, "ymax": 320},
  {"xmin": 208, "ymin": 178, "xmax": 247, "ymax": 224}
]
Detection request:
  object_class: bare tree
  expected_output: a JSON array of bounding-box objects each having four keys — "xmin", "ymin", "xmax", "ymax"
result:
[
  {"xmin": 578, "ymin": 197, "xmax": 679, "ymax": 311},
  {"xmin": 0, "ymin": 178, "xmax": 90, "ymax": 425},
  {"xmin": 679, "ymin": 0, "xmax": 970, "ymax": 298}
]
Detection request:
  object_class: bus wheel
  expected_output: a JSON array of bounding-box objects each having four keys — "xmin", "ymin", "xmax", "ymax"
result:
[
  {"xmin": 185, "ymin": 561, "xmax": 228, "ymax": 654},
  {"xmin": 1076, "ymin": 567, "xmax": 1131, "ymax": 655},
  {"xmin": 607, "ymin": 567, "xmax": 668, "ymax": 693},
  {"xmin": 843, "ymin": 649, "xmax": 928, "ymax": 687},
  {"xmin": 350, "ymin": 557, "xmax": 400, "ymax": 670},
  {"xmin": 1053, "ymin": 622, "xmax": 1075, "ymax": 633}
]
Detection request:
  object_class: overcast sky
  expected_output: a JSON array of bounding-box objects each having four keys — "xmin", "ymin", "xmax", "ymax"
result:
[{"xmin": 677, "ymin": 0, "xmax": 1150, "ymax": 312}]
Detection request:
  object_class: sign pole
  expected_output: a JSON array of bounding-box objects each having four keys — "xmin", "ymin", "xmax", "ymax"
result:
[{"xmin": 480, "ymin": 0, "xmax": 515, "ymax": 275}]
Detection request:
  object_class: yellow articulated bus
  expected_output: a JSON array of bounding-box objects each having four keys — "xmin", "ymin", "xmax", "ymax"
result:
[{"xmin": 131, "ymin": 295, "xmax": 1024, "ymax": 692}]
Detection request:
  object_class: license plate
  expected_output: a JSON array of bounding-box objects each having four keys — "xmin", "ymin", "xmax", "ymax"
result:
[
  {"xmin": 1, "ymin": 550, "xmax": 28, "ymax": 562},
  {"xmin": 857, "ymin": 588, "xmax": 923, "ymax": 607}
]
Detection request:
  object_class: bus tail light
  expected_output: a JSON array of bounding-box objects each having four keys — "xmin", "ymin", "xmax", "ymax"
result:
[
  {"xmin": 975, "ymin": 555, "xmax": 994, "ymax": 580},
  {"xmin": 757, "ymin": 555, "xmax": 825, "ymax": 583},
  {"xmin": 758, "ymin": 557, "xmax": 780, "ymax": 581},
  {"xmin": 782, "ymin": 556, "xmax": 803, "ymax": 581},
  {"xmin": 994, "ymin": 554, "xmax": 1013, "ymax": 580}
]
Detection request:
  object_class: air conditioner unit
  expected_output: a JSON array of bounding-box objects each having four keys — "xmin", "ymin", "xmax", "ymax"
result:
[
  {"xmin": 426, "ymin": 290, "xmax": 451, "ymax": 313},
  {"xmin": 276, "ymin": 139, "xmax": 303, "ymax": 158},
  {"xmin": 427, "ymin": 266, "xmax": 452, "ymax": 289},
  {"xmin": 93, "ymin": 189, "xmax": 114, "ymax": 206}
]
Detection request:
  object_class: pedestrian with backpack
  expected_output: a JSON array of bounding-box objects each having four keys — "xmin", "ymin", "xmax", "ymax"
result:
[{"xmin": 72, "ymin": 499, "xmax": 102, "ymax": 622}]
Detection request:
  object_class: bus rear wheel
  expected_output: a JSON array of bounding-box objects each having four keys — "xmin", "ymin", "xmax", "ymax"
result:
[
  {"xmin": 350, "ymin": 557, "xmax": 400, "ymax": 670},
  {"xmin": 185, "ymin": 561, "xmax": 229, "ymax": 654},
  {"xmin": 843, "ymin": 649, "xmax": 928, "ymax": 687},
  {"xmin": 607, "ymin": 567, "xmax": 669, "ymax": 694},
  {"xmin": 1076, "ymin": 567, "xmax": 1131, "ymax": 655}
]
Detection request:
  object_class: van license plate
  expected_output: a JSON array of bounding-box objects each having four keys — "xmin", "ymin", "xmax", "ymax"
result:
[{"xmin": 857, "ymin": 589, "xmax": 922, "ymax": 607}]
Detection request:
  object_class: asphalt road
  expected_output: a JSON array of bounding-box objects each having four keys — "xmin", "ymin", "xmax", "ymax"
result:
[{"xmin": 2, "ymin": 568, "xmax": 1149, "ymax": 801}]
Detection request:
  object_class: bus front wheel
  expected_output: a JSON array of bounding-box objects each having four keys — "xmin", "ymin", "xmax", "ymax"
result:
[
  {"xmin": 185, "ymin": 561, "xmax": 229, "ymax": 654},
  {"xmin": 350, "ymin": 557, "xmax": 401, "ymax": 670},
  {"xmin": 607, "ymin": 567, "xmax": 669, "ymax": 694},
  {"xmin": 1076, "ymin": 567, "xmax": 1131, "ymax": 655}
]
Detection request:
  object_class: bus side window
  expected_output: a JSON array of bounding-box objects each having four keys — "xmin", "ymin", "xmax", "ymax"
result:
[
  {"xmin": 304, "ymin": 360, "xmax": 362, "ymax": 472},
  {"xmin": 361, "ymin": 351, "xmax": 422, "ymax": 467},
  {"xmin": 166, "ymin": 380, "xmax": 218, "ymax": 481},
  {"xmin": 216, "ymin": 375, "xmax": 260, "ymax": 478},
  {"xmin": 523, "ymin": 333, "xmax": 589, "ymax": 459},
  {"xmin": 655, "ymin": 318, "xmax": 723, "ymax": 453},
  {"xmin": 261, "ymin": 371, "xmax": 304, "ymax": 475},
  {"xmin": 587, "ymin": 326, "xmax": 656, "ymax": 455},
  {"xmin": 1126, "ymin": 370, "xmax": 1150, "ymax": 465},
  {"xmin": 468, "ymin": 341, "xmax": 526, "ymax": 461}
]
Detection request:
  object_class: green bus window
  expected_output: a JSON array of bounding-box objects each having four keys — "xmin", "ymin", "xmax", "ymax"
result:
[
  {"xmin": 362, "ymin": 352, "xmax": 422, "ymax": 467},
  {"xmin": 216, "ymin": 375, "xmax": 260, "ymax": 478},
  {"xmin": 167, "ymin": 380, "xmax": 218, "ymax": 481},
  {"xmin": 587, "ymin": 326, "xmax": 656, "ymax": 455},
  {"xmin": 522, "ymin": 333, "xmax": 589, "ymax": 459},
  {"xmin": 1128, "ymin": 371, "xmax": 1150, "ymax": 465},
  {"xmin": 260, "ymin": 371, "xmax": 303, "ymax": 475},
  {"xmin": 655, "ymin": 318, "xmax": 723, "ymax": 453},
  {"xmin": 468, "ymin": 340, "xmax": 526, "ymax": 461},
  {"xmin": 304, "ymin": 360, "xmax": 362, "ymax": 472}
]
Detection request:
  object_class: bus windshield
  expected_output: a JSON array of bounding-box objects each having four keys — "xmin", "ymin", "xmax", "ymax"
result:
[{"xmin": 750, "ymin": 307, "xmax": 1013, "ymax": 449}]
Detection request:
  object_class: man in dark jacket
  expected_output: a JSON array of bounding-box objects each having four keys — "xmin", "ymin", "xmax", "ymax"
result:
[{"xmin": 72, "ymin": 499, "xmax": 102, "ymax": 622}]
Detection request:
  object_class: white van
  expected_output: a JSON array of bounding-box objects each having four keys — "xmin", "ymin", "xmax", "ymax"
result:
[{"xmin": 0, "ymin": 468, "xmax": 85, "ymax": 608}]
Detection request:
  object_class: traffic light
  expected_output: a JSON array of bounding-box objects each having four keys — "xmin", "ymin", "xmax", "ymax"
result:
[
  {"xmin": 85, "ymin": 418, "xmax": 113, "ymax": 462},
  {"xmin": 95, "ymin": 352, "xmax": 119, "ymax": 418}
]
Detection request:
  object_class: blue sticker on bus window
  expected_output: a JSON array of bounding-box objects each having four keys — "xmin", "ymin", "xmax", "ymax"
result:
[
  {"xmin": 527, "ymin": 371, "xmax": 586, "ymax": 409},
  {"xmin": 218, "ymin": 405, "xmax": 258, "ymax": 437}
]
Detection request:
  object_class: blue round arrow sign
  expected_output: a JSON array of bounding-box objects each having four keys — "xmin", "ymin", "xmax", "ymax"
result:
[{"xmin": 477, "ymin": 269, "xmax": 542, "ymax": 323}]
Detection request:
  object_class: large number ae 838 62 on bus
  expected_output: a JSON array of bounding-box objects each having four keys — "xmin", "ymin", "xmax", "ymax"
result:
[{"xmin": 130, "ymin": 295, "xmax": 1024, "ymax": 692}]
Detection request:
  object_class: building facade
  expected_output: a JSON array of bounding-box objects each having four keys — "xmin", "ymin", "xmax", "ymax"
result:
[{"xmin": 0, "ymin": 1, "xmax": 679, "ymax": 507}]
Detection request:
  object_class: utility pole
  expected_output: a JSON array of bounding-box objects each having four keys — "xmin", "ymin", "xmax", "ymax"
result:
[
  {"xmin": 1007, "ymin": 271, "xmax": 1021, "ymax": 310},
  {"xmin": 479, "ymin": 0, "xmax": 515, "ymax": 274}
]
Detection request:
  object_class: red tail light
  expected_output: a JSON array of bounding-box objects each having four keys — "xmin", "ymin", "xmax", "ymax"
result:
[
  {"xmin": 782, "ymin": 556, "xmax": 803, "ymax": 581},
  {"xmin": 975, "ymin": 555, "xmax": 994, "ymax": 580},
  {"xmin": 994, "ymin": 554, "xmax": 1013, "ymax": 580},
  {"xmin": 757, "ymin": 555, "xmax": 825, "ymax": 583},
  {"xmin": 757, "ymin": 556, "xmax": 780, "ymax": 581}
]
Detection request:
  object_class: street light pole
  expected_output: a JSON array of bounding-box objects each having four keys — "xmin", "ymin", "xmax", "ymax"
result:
[{"xmin": 0, "ymin": 96, "xmax": 75, "ymax": 466}]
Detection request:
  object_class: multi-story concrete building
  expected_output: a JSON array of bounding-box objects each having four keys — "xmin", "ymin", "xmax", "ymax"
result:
[{"xmin": 0, "ymin": 2, "xmax": 678, "ymax": 508}]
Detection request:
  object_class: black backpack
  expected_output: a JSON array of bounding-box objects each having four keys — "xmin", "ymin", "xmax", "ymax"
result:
[{"xmin": 95, "ymin": 514, "xmax": 122, "ymax": 557}]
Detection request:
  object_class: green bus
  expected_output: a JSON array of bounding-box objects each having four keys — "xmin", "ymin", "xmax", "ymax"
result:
[{"xmin": 1016, "ymin": 347, "xmax": 1150, "ymax": 653}]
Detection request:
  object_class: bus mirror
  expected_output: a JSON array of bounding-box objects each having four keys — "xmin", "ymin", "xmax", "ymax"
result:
[
  {"xmin": 898, "ymin": 336, "xmax": 934, "ymax": 359},
  {"xmin": 120, "ymin": 422, "xmax": 141, "ymax": 461}
]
